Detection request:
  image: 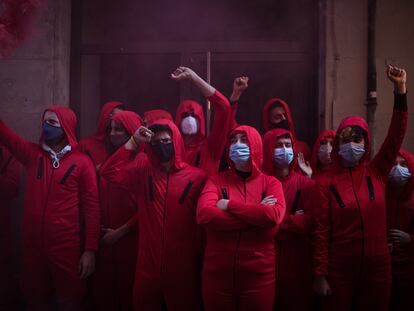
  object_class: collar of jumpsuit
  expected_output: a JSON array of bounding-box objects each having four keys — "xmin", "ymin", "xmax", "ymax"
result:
[
  {"xmin": 40, "ymin": 106, "xmax": 78, "ymax": 168},
  {"xmin": 227, "ymin": 125, "xmax": 263, "ymax": 178},
  {"xmin": 262, "ymin": 128, "xmax": 297, "ymax": 178},
  {"xmin": 145, "ymin": 118, "xmax": 188, "ymax": 172}
]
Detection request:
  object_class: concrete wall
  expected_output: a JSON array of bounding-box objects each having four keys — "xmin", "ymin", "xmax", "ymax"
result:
[
  {"xmin": 324, "ymin": 0, "xmax": 414, "ymax": 153},
  {"xmin": 0, "ymin": 0, "xmax": 71, "ymax": 141}
]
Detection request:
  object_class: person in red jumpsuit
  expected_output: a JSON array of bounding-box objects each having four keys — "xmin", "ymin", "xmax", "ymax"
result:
[
  {"xmin": 0, "ymin": 106, "xmax": 100, "ymax": 310},
  {"xmin": 263, "ymin": 97, "xmax": 311, "ymax": 161},
  {"xmin": 0, "ymin": 146, "xmax": 20, "ymax": 310},
  {"xmin": 262, "ymin": 128, "xmax": 315, "ymax": 310},
  {"xmin": 78, "ymin": 101, "xmax": 124, "ymax": 168},
  {"xmin": 93, "ymin": 111, "xmax": 143, "ymax": 311},
  {"xmin": 312, "ymin": 66, "xmax": 408, "ymax": 311},
  {"xmin": 197, "ymin": 125, "xmax": 286, "ymax": 311},
  {"xmin": 144, "ymin": 109, "xmax": 173, "ymax": 125},
  {"xmin": 100, "ymin": 118, "xmax": 207, "ymax": 311},
  {"xmin": 386, "ymin": 149, "xmax": 414, "ymax": 311},
  {"xmin": 172, "ymin": 66, "xmax": 231, "ymax": 174},
  {"xmin": 310, "ymin": 130, "xmax": 336, "ymax": 179}
]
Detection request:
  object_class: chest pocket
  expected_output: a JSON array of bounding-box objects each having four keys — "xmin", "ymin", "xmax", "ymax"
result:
[
  {"xmin": 37, "ymin": 157, "xmax": 44, "ymax": 180},
  {"xmin": 221, "ymin": 187, "xmax": 229, "ymax": 199},
  {"xmin": 179, "ymin": 181, "xmax": 194, "ymax": 204},
  {"xmin": 366, "ymin": 176, "xmax": 375, "ymax": 201},
  {"xmin": 291, "ymin": 190, "xmax": 302, "ymax": 214},
  {"xmin": 329, "ymin": 185, "xmax": 346, "ymax": 208},
  {"xmin": 60, "ymin": 164, "xmax": 77, "ymax": 184}
]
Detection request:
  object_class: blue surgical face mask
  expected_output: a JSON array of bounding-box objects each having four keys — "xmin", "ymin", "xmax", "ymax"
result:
[
  {"xmin": 229, "ymin": 143, "xmax": 250, "ymax": 167},
  {"xmin": 273, "ymin": 147, "xmax": 294, "ymax": 167},
  {"xmin": 389, "ymin": 164, "xmax": 411, "ymax": 187},
  {"xmin": 338, "ymin": 142, "xmax": 365, "ymax": 166},
  {"xmin": 42, "ymin": 122, "xmax": 65, "ymax": 145}
]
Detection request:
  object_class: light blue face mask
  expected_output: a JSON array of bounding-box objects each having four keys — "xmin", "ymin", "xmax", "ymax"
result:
[
  {"xmin": 389, "ymin": 164, "xmax": 411, "ymax": 186},
  {"xmin": 229, "ymin": 143, "xmax": 250, "ymax": 167},
  {"xmin": 273, "ymin": 147, "xmax": 294, "ymax": 167},
  {"xmin": 338, "ymin": 142, "xmax": 365, "ymax": 166}
]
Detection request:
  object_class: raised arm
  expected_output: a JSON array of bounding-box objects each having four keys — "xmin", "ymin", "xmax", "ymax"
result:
[
  {"xmin": 171, "ymin": 66, "xmax": 231, "ymax": 160},
  {"xmin": 197, "ymin": 176, "xmax": 247, "ymax": 231},
  {"xmin": 225, "ymin": 176, "xmax": 286, "ymax": 228},
  {"xmin": 228, "ymin": 76, "xmax": 249, "ymax": 132},
  {"xmin": 371, "ymin": 66, "xmax": 408, "ymax": 181},
  {"xmin": 0, "ymin": 120, "xmax": 37, "ymax": 166}
]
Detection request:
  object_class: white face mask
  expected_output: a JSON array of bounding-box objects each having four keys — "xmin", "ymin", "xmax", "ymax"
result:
[
  {"xmin": 229, "ymin": 142, "xmax": 250, "ymax": 169},
  {"xmin": 389, "ymin": 164, "xmax": 411, "ymax": 187},
  {"xmin": 318, "ymin": 144, "xmax": 332, "ymax": 165},
  {"xmin": 181, "ymin": 116, "xmax": 198, "ymax": 135}
]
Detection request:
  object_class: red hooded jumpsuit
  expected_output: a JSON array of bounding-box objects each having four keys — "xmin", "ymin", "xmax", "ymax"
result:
[
  {"xmin": 78, "ymin": 101, "xmax": 124, "ymax": 167},
  {"xmin": 313, "ymin": 93, "xmax": 408, "ymax": 311},
  {"xmin": 263, "ymin": 98, "xmax": 311, "ymax": 161},
  {"xmin": 386, "ymin": 149, "xmax": 414, "ymax": 310},
  {"xmin": 175, "ymin": 90, "xmax": 231, "ymax": 174},
  {"xmin": 100, "ymin": 119, "xmax": 207, "ymax": 311},
  {"xmin": 0, "ymin": 106, "xmax": 100, "ymax": 310},
  {"xmin": 93, "ymin": 111, "xmax": 143, "ymax": 311},
  {"xmin": 0, "ymin": 147, "xmax": 20, "ymax": 308},
  {"xmin": 310, "ymin": 129, "xmax": 336, "ymax": 179},
  {"xmin": 197, "ymin": 125, "xmax": 286, "ymax": 311},
  {"xmin": 262, "ymin": 128, "xmax": 315, "ymax": 310}
]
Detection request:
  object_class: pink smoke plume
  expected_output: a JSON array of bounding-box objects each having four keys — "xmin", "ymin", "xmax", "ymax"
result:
[{"xmin": 0, "ymin": 0, "xmax": 46, "ymax": 58}]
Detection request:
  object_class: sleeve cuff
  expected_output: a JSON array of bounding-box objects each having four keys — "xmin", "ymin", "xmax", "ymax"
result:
[{"xmin": 394, "ymin": 92, "xmax": 407, "ymax": 112}]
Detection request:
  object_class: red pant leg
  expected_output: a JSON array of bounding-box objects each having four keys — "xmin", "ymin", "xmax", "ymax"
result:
[
  {"xmin": 202, "ymin": 273, "xmax": 237, "ymax": 311},
  {"xmin": 355, "ymin": 255, "xmax": 391, "ymax": 311},
  {"xmin": 20, "ymin": 249, "xmax": 53, "ymax": 311},
  {"xmin": 133, "ymin": 270, "xmax": 164, "ymax": 311},
  {"xmin": 49, "ymin": 246, "xmax": 86, "ymax": 311},
  {"xmin": 239, "ymin": 282, "xmax": 275, "ymax": 311}
]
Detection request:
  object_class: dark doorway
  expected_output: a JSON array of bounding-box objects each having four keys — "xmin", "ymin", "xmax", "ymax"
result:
[{"xmin": 70, "ymin": 0, "xmax": 321, "ymax": 145}]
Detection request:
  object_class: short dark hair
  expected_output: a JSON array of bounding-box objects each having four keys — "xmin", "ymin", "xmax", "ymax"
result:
[
  {"xmin": 277, "ymin": 133, "xmax": 291, "ymax": 140},
  {"xmin": 148, "ymin": 124, "xmax": 172, "ymax": 136},
  {"xmin": 269, "ymin": 101, "xmax": 284, "ymax": 111}
]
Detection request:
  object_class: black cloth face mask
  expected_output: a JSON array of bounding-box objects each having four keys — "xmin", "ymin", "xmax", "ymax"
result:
[
  {"xmin": 151, "ymin": 143, "xmax": 175, "ymax": 162},
  {"xmin": 271, "ymin": 119, "xmax": 290, "ymax": 131}
]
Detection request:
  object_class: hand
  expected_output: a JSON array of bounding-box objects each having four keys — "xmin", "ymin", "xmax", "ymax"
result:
[
  {"xmin": 95, "ymin": 163, "xmax": 102, "ymax": 173},
  {"xmin": 230, "ymin": 76, "xmax": 249, "ymax": 102},
  {"xmin": 313, "ymin": 276, "xmax": 332, "ymax": 296},
  {"xmin": 171, "ymin": 66, "xmax": 197, "ymax": 81},
  {"xmin": 389, "ymin": 229, "xmax": 411, "ymax": 246},
  {"xmin": 387, "ymin": 65, "xmax": 407, "ymax": 94},
  {"xmin": 295, "ymin": 209, "xmax": 304, "ymax": 215},
  {"xmin": 101, "ymin": 228, "xmax": 121, "ymax": 246},
  {"xmin": 388, "ymin": 242, "xmax": 394, "ymax": 254},
  {"xmin": 217, "ymin": 199, "xmax": 229, "ymax": 211},
  {"xmin": 260, "ymin": 195, "xmax": 277, "ymax": 206},
  {"xmin": 133, "ymin": 126, "xmax": 154, "ymax": 144},
  {"xmin": 78, "ymin": 251, "xmax": 95, "ymax": 279},
  {"xmin": 297, "ymin": 152, "xmax": 312, "ymax": 177}
]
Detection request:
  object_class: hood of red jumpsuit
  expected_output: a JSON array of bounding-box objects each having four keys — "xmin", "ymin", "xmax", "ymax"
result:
[
  {"xmin": 40, "ymin": 106, "xmax": 78, "ymax": 148},
  {"xmin": 389, "ymin": 149, "xmax": 414, "ymax": 199},
  {"xmin": 175, "ymin": 99, "xmax": 205, "ymax": 146},
  {"xmin": 227, "ymin": 125, "xmax": 263, "ymax": 177},
  {"xmin": 310, "ymin": 129, "xmax": 336, "ymax": 171},
  {"xmin": 263, "ymin": 98, "xmax": 296, "ymax": 138},
  {"xmin": 94, "ymin": 101, "xmax": 124, "ymax": 142},
  {"xmin": 332, "ymin": 115, "xmax": 371, "ymax": 168},
  {"xmin": 144, "ymin": 109, "xmax": 173, "ymax": 125},
  {"xmin": 111, "ymin": 111, "xmax": 143, "ymax": 136},
  {"xmin": 262, "ymin": 128, "xmax": 297, "ymax": 177},
  {"xmin": 145, "ymin": 119, "xmax": 188, "ymax": 171}
]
